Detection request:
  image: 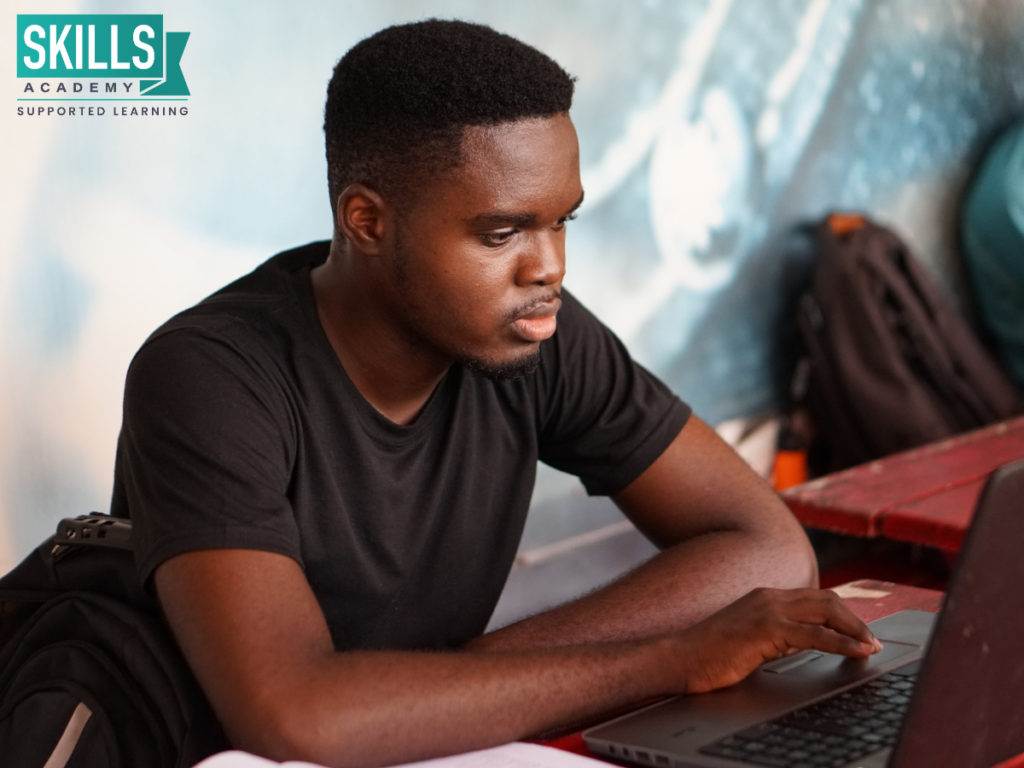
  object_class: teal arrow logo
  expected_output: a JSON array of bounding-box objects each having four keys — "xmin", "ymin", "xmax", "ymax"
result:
[{"xmin": 140, "ymin": 31, "xmax": 190, "ymax": 96}]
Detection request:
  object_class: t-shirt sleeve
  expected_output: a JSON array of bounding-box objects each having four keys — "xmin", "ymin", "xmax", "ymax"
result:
[
  {"xmin": 535, "ymin": 291, "xmax": 691, "ymax": 496},
  {"xmin": 115, "ymin": 324, "xmax": 302, "ymax": 585}
]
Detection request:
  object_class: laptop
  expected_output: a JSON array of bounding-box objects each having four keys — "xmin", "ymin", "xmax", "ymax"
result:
[{"xmin": 583, "ymin": 459, "xmax": 1024, "ymax": 768}]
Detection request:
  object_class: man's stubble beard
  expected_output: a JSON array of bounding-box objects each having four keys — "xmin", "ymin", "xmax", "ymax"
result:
[
  {"xmin": 392, "ymin": 225, "xmax": 542, "ymax": 383},
  {"xmin": 462, "ymin": 349, "xmax": 541, "ymax": 381}
]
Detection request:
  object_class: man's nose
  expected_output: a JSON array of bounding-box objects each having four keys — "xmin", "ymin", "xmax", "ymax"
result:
[{"xmin": 515, "ymin": 232, "xmax": 566, "ymax": 287}]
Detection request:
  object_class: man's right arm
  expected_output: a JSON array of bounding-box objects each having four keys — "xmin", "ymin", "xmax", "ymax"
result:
[{"xmin": 155, "ymin": 548, "xmax": 880, "ymax": 768}]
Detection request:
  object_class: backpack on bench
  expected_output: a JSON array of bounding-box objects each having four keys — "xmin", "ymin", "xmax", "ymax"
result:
[
  {"xmin": 0, "ymin": 513, "xmax": 227, "ymax": 768},
  {"xmin": 793, "ymin": 213, "xmax": 1022, "ymax": 474}
]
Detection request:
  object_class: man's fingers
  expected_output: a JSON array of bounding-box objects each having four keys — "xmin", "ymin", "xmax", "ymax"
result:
[
  {"xmin": 676, "ymin": 588, "xmax": 886, "ymax": 696},
  {"xmin": 741, "ymin": 588, "xmax": 882, "ymax": 657},
  {"xmin": 771, "ymin": 588, "xmax": 880, "ymax": 649},
  {"xmin": 824, "ymin": 612, "xmax": 882, "ymax": 652},
  {"xmin": 783, "ymin": 621, "xmax": 878, "ymax": 658}
]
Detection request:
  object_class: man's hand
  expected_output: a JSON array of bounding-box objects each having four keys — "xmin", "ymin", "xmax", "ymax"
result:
[{"xmin": 669, "ymin": 587, "xmax": 881, "ymax": 695}]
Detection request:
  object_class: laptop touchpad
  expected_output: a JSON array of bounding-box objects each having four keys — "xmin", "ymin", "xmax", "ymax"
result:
[{"xmin": 761, "ymin": 639, "xmax": 919, "ymax": 677}]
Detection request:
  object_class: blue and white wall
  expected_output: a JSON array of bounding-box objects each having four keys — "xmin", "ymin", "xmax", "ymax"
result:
[{"xmin": 3, "ymin": 2, "xmax": 1022, "ymax": 616}]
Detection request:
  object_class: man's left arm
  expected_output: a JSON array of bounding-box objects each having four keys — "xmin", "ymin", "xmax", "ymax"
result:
[{"xmin": 468, "ymin": 414, "xmax": 818, "ymax": 651}]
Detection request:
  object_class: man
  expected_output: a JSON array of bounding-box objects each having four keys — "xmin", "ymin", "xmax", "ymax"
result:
[{"xmin": 112, "ymin": 19, "xmax": 879, "ymax": 768}]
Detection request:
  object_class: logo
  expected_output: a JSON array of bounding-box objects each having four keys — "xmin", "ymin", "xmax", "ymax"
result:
[{"xmin": 16, "ymin": 14, "xmax": 190, "ymax": 118}]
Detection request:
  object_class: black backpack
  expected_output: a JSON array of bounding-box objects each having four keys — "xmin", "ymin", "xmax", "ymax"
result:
[
  {"xmin": 0, "ymin": 514, "xmax": 227, "ymax": 767},
  {"xmin": 793, "ymin": 213, "xmax": 1023, "ymax": 473}
]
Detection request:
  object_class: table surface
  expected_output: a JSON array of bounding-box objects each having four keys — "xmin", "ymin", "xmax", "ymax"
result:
[
  {"xmin": 782, "ymin": 415, "xmax": 1024, "ymax": 552},
  {"xmin": 547, "ymin": 579, "xmax": 1024, "ymax": 768}
]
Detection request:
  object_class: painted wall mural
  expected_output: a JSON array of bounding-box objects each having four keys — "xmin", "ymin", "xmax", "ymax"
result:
[{"xmin": 2, "ymin": 1, "xmax": 1022, "ymax": 589}]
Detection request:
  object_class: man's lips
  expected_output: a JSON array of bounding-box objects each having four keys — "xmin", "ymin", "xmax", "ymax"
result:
[{"xmin": 512, "ymin": 297, "xmax": 562, "ymax": 342}]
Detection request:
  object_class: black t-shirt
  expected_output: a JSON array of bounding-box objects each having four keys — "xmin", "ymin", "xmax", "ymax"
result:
[{"xmin": 111, "ymin": 241, "xmax": 690, "ymax": 650}]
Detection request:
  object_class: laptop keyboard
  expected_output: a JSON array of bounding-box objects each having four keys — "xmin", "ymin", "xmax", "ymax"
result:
[{"xmin": 698, "ymin": 663, "xmax": 919, "ymax": 767}]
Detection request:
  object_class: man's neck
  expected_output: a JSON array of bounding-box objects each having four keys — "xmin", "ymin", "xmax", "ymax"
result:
[{"xmin": 310, "ymin": 242, "xmax": 450, "ymax": 426}]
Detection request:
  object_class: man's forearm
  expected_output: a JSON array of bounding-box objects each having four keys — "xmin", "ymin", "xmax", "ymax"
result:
[
  {"xmin": 158, "ymin": 549, "xmax": 677, "ymax": 768},
  {"xmin": 263, "ymin": 639, "xmax": 668, "ymax": 768},
  {"xmin": 221, "ymin": 588, "xmax": 873, "ymax": 768},
  {"xmin": 158, "ymin": 550, "xmax": 874, "ymax": 768},
  {"xmin": 221, "ymin": 589, "xmax": 872, "ymax": 768},
  {"xmin": 470, "ymin": 524, "xmax": 817, "ymax": 653}
]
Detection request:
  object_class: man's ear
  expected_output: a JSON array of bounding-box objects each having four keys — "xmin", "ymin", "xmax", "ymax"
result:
[{"xmin": 335, "ymin": 184, "xmax": 389, "ymax": 256}]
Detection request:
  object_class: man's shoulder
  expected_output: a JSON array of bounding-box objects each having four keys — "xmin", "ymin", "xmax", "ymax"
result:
[
  {"xmin": 126, "ymin": 240, "xmax": 329, "ymax": 388},
  {"xmin": 147, "ymin": 240, "xmax": 328, "ymax": 344},
  {"xmin": 186, "ymin": 240, "xmax": 327, "ymax": 319},
  {"xmin": 215, "ymin": 240, "xmax": 329, "ymax": 295}
]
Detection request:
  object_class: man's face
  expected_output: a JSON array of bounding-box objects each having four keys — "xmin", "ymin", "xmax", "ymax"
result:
[{"xmin": 383, "ymin": 113, "xmax": 583, "ymax": 379}]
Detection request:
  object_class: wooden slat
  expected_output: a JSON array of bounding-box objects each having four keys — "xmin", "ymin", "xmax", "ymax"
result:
[
  {"xmin": 881, "ymin": 479, "xmax": 986, "ymax": 552},
  {"xmin": 782, "ymin": 416, "xmax": 1024, "ymax": 546}
]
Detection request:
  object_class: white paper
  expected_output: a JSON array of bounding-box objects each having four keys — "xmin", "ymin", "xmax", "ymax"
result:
[
  {"xmin": 383, "ymin": 742, "xmax": 610, "ymax": 768},
  {"xmin": 193, "ymin": 742, "xmax": 610, "ymax": 768}
]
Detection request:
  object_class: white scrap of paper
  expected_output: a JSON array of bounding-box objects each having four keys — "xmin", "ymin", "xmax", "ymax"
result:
[
  {"xmin": 830, "ymin": 584, "xmax": 892, "ymax": 600},
  {"xmin": 194, "ymin": 742, "xmax": 610, "ymax": 768}
]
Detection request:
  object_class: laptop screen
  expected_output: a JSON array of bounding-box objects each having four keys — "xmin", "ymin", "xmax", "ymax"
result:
[{"xmin": 891, "ymin": 459, "xmax": 1024, "ymax": 767}]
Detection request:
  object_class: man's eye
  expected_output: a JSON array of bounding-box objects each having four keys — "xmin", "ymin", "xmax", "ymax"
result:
[
  {"xmin": 553, "ymin": 213, "xmax": 578, "ymax": 231},
  {"xmin": 479, "ymin": 229, "xmax": 517, "ymax": 247}
]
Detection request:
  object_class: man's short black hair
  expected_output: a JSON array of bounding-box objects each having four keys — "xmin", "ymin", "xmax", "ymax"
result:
[{"xmin": 324, "ymin": 19, "xmax": 575, "ymax": 219}]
